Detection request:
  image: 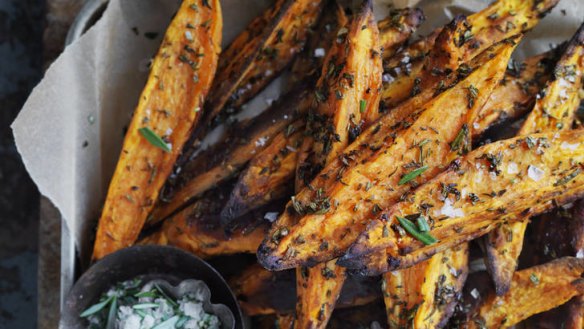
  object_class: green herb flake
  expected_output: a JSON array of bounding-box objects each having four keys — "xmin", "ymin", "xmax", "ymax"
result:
[
  {"xmin": 554, "ymin": 169, "xmax": 581, "ymax": 186},
  {"xmin": 466, "ymin": 85, "xmax": 479, "ymax": 108},
  {"xmin": 139, "ymin": 127, "xmax": 171, "ymax": 152},
  {"xmin": 530, "ymin": 273, "xmax": 540, "ymax": 285},
  {"xmin": 398, "ymin": 166, "xmax": 428, "ymax": 185},
  {"xmin": 450, "ymin": 124, "xmax": 470, "ymax": 155},
  {"xmin": 360, "ymin": 99, "xmax": 367, "ymax": 113},
  {"xmin": 416, "ymin": 215, "xmax": 431, "ymax": 232},
  {"xmin": 396, "ymin": 216, "xmax": 438, "ymax": 245}
]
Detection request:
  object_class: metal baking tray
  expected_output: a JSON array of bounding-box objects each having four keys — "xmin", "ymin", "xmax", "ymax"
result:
[{"xmin": 60, "ymin": 0, "xmax": 109, "ymax": 315}]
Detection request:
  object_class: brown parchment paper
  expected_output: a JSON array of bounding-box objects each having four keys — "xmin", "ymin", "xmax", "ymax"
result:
[{"xmin": 11, "ymin": 0, "xmax": 584, "ymax": 261}]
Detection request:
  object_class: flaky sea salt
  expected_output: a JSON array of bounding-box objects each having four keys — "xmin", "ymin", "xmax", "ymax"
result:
[
  {"xmin": 506, "ymin": 162, "xmax": 519, "ymax": 175},
  {"xmin": 264, "ymin": 212, "xmax": 279, "ymax": 222},
  {"xmin": 470, "ymin": 288, "xmax": 480, "ymax": 299},
  {"xmin": 560, "ymin": 141, "xmax": 580, "ymax": 150},
  {"xmin": 314, "ymin": 48, "xmax": 325, "ymax": 57},
  {"xmin": 527, "ymin": 165, "xmax": 544, "ymax": 182},
  {"xmin": 437, "ymin": 198, "xmax": 465, "ymax": 218}
]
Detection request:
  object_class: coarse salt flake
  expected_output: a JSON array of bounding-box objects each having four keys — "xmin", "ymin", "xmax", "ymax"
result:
[
  {"xmin": 470, "ymin": 288, "xmax": 480, "ymax": 299},
  {"xmin": 314, "ymin": 48, "xmax": 325, "ymax": 57},
  {"xmin": 437, "ymin": 198, "xmax": 465, "ymax": 218},
  {"xmin": 264, "ymin": 212, "xmax": 279, "ymax": 222},
  {"xmin": 561, "ymin": 141, "xmax": 579, "ymax": 150},
  {"xmin": 255, "ymin": 137, "xmax": 268, "ymax": 147},
  {"xmin": 507, "ymin": 162, "xmax": 519, "ymax": 175},
  {"xmin": 527, "ymin": 165, "xmax": 544, "ymax": 182}
]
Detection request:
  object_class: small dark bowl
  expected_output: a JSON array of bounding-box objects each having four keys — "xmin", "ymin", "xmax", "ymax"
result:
[{"xmin": 60, "ymin": 245, "xmax": 244, "ymax": 328}]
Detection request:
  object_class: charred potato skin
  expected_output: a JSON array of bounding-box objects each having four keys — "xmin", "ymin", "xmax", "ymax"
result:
[
  {"xmin": 203, "ymin": 0, "xmax": 325, "ymax": 128},
  {"xmin": 92, "ymin": 0, "xmax": 222, "ymax": 260},
  {"xmin": 150, "ymin": 82, "xmax": 311, "ymax": 223},
  {"xmin": 229, "ymin": 264, "xmax": 381, "ymax": 316}
]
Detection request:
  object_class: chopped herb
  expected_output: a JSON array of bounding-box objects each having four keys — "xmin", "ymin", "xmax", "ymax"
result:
[
  {"xmin": 450, "ymin": 124, "xmax": 470, "ymax": 155},
  {"xmin": 554, "ymin": 169, "xmax": 581, "ymax": 186},
  {"xmin": 139, "ymin": 127, "xmax": 171, "ymax": 152},
  {"xmin": 487, "ymin": 12, "xmax": 499, "ymax": 20},
  {"xmin": 398, "ymin": 166, "xmax": 428, "ymax": 185},
  {"xmin": 416, "ymin": 215, "xmax": 431, "ymax": 232},
  {"xmin": 466, "ymin": 85, "xmax": 479, "ymax": 108},
  {"xmin": 530, "ymin": 273, "xmax": 540, "ymax": 285},
  {"xmin": 525, "ymin": 136, "xmax": 537, "ymax": 149},
  {"xmin": 396, "ymin": 216, "xmax": 438, "ymax": 245},
  {"xmin": 360, "ymin": 99, "xmax": 367, "ymax": 113},
  {"xmin": 411, "ymin": 77, "xmax": 421, "ymax": 96}
]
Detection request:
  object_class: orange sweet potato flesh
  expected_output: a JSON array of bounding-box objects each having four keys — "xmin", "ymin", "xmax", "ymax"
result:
[
  {"xmin": 469, "ymin": 257, "xmax": 584, "ymax": 328},
  {"xmin": 383, "ymin": 243, "xmax": 468, "ymax": 329},
  {"xmin": 202, "ymin": 0, "xmax": 324, "ymax": 128},
  {"xmin": 257, "ymin": 36, "xmax": 516, "ymax": 271},
  {"xmin": 92, "ymin": 0, "xmax": 222, "ymax": 260},
  {"xmin": 342, "ymin": 129, "xmax": 584, "ymax": 275},
  {"xmin": 379, "ymin": 0, "xmax": 559, "ymax": 112},
  {"xmin": 484, "ymin": 23, "xmax": 584, "ymax": 296},
  {"xmin": 149, "ymin": 83, "xmax": 311, "ymax": 223}
]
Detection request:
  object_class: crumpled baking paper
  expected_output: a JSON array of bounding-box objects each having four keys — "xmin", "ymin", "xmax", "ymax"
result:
[{"xmin": 12, "ymin": 0, "xmax": 583, "ymax": 262}]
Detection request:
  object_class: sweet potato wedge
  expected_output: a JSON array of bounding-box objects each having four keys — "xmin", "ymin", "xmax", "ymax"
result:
[
  {"xmin": 223, "ymin": 5, "xmax": 425, "ymax": 224},
  {"xmin": 484, "ymin": 23, "xmax": 584, "ymax": 295},
  {"xmin": 293, "ymin": 7, "xmax": 424, "ymax": 328},
  {"xmin": 230, "ymin": 264, "xmax": 381, "ymax": 316},
  {"xmin": 383, "ymin": 244, "xmax": 468, "ymax": 329},
  {"xmin": 471, "ymin": 48, "xmax": 558, "ymax": 138},
  {"xmin": 295, "ymin": 0, "xmax": 383, "ymax": 189},
  {"xmin": 139, "ymin": 184, "xmax": 271, "ymax": 258},
  {"xmin": 288, "ymin": 0, "xmax": 349, "ymax": 86},
  {"xmin": 380, "ymin": 0, "xmax": 559, "ymax": 112},
  {"xmin": 293, "ymin": 3, "xmax": 382, "ymax": 328},
  {"xmin": 378, "ymin": 7, "xmax": 425, "ymax": 60},
  {"xmin": 92, "ymin": 0, "xmax": 222, "ymax": 260},
  {"xmin": 221, "ymin": 126, "xmax": 302, "ymax": 222},
  {"xmin": 257, "ymin": 37, "xmax": 516, "ymax": 271},
  {"xmin": 150, "ymin": 83, "xmax": 311, "ymax": 223},
  {"xmin": 342, "ymin": 129, "xmax": 584, "ymax": 275},
  {"xmin": 468, "ymin": 257, "xmax": 584, "ymax": 328},
  {"xmin": 202, "ymin": 0, "xmax": 324, "ymax": 128}
]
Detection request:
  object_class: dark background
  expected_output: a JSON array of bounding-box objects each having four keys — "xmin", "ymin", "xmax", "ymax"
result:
[{"xmin": 0, "ymin": 0, "xmax": 44, "ymax": 327}]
